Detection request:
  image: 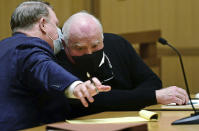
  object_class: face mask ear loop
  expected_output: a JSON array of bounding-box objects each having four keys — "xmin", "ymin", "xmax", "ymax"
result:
[
  {"xmin": 45, "ymin": 22, "xmax": 56, "ymax": 42},
  {"xmin": 47, "ymin": 34, "xmax": 54, "ymax": 41}
]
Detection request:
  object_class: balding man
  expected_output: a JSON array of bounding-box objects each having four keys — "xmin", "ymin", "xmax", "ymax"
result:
[{"xmin": 56, "ymin": 11, "xmax": 189, "ymax": 117}]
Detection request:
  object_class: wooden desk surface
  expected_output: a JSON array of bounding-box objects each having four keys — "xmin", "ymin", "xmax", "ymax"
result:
[
  {"xmin": 25, "ymin": 110, "xmax": 199, "ymax": 131},
  {"xmin": 25, "ymin": 95, "xmax": 199, "ymax": 130}
]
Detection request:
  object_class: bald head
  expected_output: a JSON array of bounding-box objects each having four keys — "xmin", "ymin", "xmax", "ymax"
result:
[
  {"xmin": 62, "ymin": 11, "xmax": 104, "ymax": 57},
  {"xmin": 62, "ymin": 11, "xmax": 103, "ymax": 45}
]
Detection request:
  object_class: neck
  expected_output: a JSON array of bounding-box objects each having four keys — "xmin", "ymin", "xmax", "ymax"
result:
[
  {"xmin": 16, "ymin": 26, "xmax": 53, "ymax": 50},
  {"xmin": 16, "ymin": 26, "xmax": 42, "ymax": 39}
]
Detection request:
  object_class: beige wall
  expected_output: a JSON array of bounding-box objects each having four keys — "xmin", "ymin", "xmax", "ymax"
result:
[
  {"xmin": 98, "ymin": 0, "xmax": 160, "ymax": 33},
  {"xmin": 96, "ymin": 0, "xmax": 199, "ymax": 47},
  {"xmin": 161, "ymin": 55, "xmax": 199, "ymax": 93},
  {"xmin": 0, "ymin": 0, "xmax": 91, "ymax": 40},
  {"xmin": 1, "ymin": 0, "xmax": 199, "ymax": 93}
]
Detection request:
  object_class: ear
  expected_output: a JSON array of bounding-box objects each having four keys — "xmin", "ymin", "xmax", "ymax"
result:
[{"xmin": 39, "ymin": 18, "xmax": 48, "ymax": 34}]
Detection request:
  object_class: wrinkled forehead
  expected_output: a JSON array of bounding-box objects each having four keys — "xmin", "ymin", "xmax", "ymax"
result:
[{"xmin": 69, "ymin": 31, "xmax": 102, "ymax": 42}]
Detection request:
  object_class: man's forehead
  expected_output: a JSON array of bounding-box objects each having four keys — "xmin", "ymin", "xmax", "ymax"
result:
[
  {"xmin": 70, "ymin": 29, "xmax": 102, "ymax": 40},
  {"xmin": 70, "ymin": 18, "xmax": 101, "ymax": 37}
]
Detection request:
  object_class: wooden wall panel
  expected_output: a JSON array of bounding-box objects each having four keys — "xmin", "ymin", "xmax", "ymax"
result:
[
  {"xmin": 160, "ymin": 0, "xmax": 199, "ymax": 48},
  {"xmin": 159, "ymin": 0, "xmax": 199, "ymax": 93},
  {"xmin": 50, "ymin": 0, "xmax": 91, "ymax": 27},
  {"xmin": 0, "ymin": 0, "xmax": 91, "ymax": 40},
  {"xmin": 161, "ymin": 56, "xmax": 199, "ymax": 93},
  {"xmin": 0, "ymin": 0, "xmax": 24, "ymax": 40},
  {"xmin": 99, "ymin": 0, "xmax": 160, "ymax": 34},
  {"xmin": 94, "ymin": 0, "xmax": 199, "ymax": 48}
]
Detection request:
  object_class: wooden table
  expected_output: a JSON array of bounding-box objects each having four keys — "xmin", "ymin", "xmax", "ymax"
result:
[{"xmin": 24, "ymin": 110, "xmax": 199, "ymax": 131}]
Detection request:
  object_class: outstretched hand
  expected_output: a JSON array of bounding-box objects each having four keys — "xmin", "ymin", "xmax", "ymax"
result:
[{"xmin": 73, "ymin": 77, "xmax": 111, "ymax": 107}]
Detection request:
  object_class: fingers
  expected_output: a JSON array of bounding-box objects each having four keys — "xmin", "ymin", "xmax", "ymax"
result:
[
  {"xmin": 73, "ymin": 77, "xmax": 111, "ymax": 107},
  {"xmin": 168, "ymin": 93, "xmax": 184, "ymax": 105},
  {"xmin": 98, "ymin": 85, "xmax": 111, "ymax": 92},
  {"xmin": 92, "ymin": 77, "xmax": 101, "ymax": 86},
  {"xmin": 172, "ymin": 96, "xmax": 184, "ymax": 105},
  {"xmin": 86, "ymin": 80, "xmax": 99, "ymax": 95},
  {"xmin": 76, "ymin": 91, "xmax": 89, "ymax": 107},
  {"xmin": 92, "ymin": 77, "xmax": 111, "ymax": 92},
  {"xmin": 156, "ymin": 86, "xmax": 189, "ymax": 105},
  {"xmin": 172, "ymin": 86, "xmax": 189, "ymax": 104},
  {"xmin": 174, "ymin": 91, "xmax": 186, "ymax": 104},
  {"xmin": 80, "ymin": 85, "xmax": 94, "ymax": 103},
  {"xmin": 73, "ymin": 83, "xmax": 94, "ymax": 108},
  {"xmin": 176, "ymin": 87, "xmax": 189, "ymax": 104}
]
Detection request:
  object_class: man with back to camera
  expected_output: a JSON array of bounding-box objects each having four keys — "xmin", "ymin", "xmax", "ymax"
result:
[
  {"xmin": 0, "ymin": 1, "xmax": 111, "ymax": 130},
  {"xmin": 56, "ymin": 11, "xmax": 189, "ymax": 117}
]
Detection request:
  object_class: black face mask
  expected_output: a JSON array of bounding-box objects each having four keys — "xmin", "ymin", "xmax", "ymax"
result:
[
  {"xmin": 72, "ymin": 49, "xmax": 104, "ymax": 74},
  {"xmin": 94, "ymin": 54, "xmax": 115, "ymax": 84}
]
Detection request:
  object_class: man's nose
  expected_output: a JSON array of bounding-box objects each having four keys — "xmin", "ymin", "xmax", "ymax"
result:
[{"xmin": 86, "ymin": 48, "xmax": 93, "ymax": 54}]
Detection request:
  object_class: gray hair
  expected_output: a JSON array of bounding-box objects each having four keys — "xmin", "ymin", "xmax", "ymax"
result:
[
  {"xmin": 10, "ymin": 0, "xmax": 52, "ymax": 33},
  {"xmin": 62, "ymin": 11, "xmax": 104, "ymax": 45}
]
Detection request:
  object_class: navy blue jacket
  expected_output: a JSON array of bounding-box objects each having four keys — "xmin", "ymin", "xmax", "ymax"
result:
[{"xmin": 0, "ymin": 33, "xmax": 79, "ymax": 130}]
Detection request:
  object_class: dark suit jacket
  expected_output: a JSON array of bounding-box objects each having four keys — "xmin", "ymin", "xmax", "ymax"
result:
[
  {"xmin": 0, "ymin": 33, "xmax": 79, "ymax": 130},
  {"xmin": 56, "ymin": 33, "xmax": 162, "ymax": 118}
]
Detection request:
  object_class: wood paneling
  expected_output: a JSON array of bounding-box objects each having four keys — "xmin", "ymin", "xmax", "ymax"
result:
[
  {"xmin": 49, "ymin": 0, "xmax": 91, "ymax": 27},
  {"xmin": 0, "ymin": 0, "xmax": 24, "ymax": 40},
  {"xmin": 93, "ymin": 0, "xmax": 199, "ymax": 47},
  {"xmin": 97, "ymin": 0, "xmax": 160, "ymax": 33},
  {"xmin": 161, "ymin": 56, "xmax": 199, "ymax": 93},
  {"xmin": 120, "ymin": 30, "xmax": 161, "ymax": 77},
  {"xmin": 160, "ymin": 0, "xmax": 199, "ymax": 48},
  {"xmin": 0, "ymin": 0, "xmax": 91, "ymax": 40}
]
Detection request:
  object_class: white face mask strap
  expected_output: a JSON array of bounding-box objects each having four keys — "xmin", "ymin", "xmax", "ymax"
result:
[
  {"xmin": 47, "ymin": 34, "xmax": 54, "ymax": 41},
  {"xmin": 45, "ymin": 22, "xmax": 57, "ymax": 41},
  {"xmin": 104, "ymin": 53, "xmax": 112, "ymax": 69},
  {"xmin": 99, "ymin": 52, "xmax": 105, "ymax": 67}
]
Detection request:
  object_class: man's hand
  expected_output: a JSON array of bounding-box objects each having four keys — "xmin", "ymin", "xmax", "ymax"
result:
[
  {"xmin": 73, "ymin": 77, "xmax": 111, "ymax": 107},
  {"xmin": 156, "ymin": 86, "xmax": 189, "ymax": 105}
]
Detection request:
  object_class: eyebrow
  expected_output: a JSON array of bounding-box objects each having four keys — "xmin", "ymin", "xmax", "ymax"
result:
[
  {"xmin": 92, "ymin": 40, "xmax": 101, "ymax": 45},
  {"xmin": 71, "ymin": 40, "xmax": 101, "ymax": 48},
  {"xmin": 71, "ymin": 43, "xmax": 85, "ymax": 48}
]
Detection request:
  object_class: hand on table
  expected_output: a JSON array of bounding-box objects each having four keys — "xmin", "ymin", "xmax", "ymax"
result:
[{"xmin": 156, "ymin": 86, "xmax": 189, "ymax": 105}]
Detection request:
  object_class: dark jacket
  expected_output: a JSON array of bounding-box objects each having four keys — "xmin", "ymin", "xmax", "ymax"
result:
[
  {"xmin": 56, "ymin": 33, "xmax": 162, "ymax": 118},
  {"xmin": 0, "ymin": 33, "xmax": 79, "ymax": 130}
]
